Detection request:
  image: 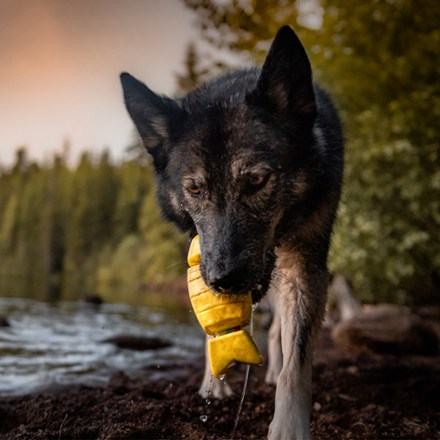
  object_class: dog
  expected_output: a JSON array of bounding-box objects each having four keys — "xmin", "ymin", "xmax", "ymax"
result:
[{"xmin": 121, "ymin": 25, "xmax": 343, "ymax": 440}]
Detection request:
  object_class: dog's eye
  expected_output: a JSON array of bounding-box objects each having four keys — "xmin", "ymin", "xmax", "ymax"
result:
[
  {"xmin": 184, "ymin": 180, "xmax": 204, "ymax": 197},
  {"xmin": 249, "ymin": 175, "xmax": 266, "ymax": 186},
  {"xmin": 247, "ymin": 173, "xmax": 270, "ymax": 190},
  {"xmin": 187, "ymin": 184, "xmax": 201, "ymax": 195}
]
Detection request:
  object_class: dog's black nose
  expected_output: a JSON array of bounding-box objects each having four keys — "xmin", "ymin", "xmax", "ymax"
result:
[{"xmin": 207, "ymin": 265, "xmax": 250, "ymax": 293}]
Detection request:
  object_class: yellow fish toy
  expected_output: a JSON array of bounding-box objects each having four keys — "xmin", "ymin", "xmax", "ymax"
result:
[{"xmin": 187, "ymin": 235, "xmax": 263, "ymax": 378}]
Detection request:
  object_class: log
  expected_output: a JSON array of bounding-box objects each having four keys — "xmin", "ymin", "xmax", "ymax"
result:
[{"xmin": 331, "ymin": 304, "xmax": 438, "ymax": 356}]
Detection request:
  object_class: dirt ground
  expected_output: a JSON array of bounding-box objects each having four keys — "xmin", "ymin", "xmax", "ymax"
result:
[{"xmin": 0, "ymin": 326, "xmax": 439, "ymax": 440}]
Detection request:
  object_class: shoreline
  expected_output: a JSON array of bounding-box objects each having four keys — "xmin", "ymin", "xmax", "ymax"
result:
[{"xmin": 1, "ymin": 328, "xmax": 439, "ymax": 439}]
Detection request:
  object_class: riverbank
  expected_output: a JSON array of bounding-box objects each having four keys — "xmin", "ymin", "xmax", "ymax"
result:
[{"xmin": 1, "ymin": 327, "xmax": 439, "ymax": 439}]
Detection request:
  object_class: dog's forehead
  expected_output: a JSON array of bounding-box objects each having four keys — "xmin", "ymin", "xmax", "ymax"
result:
[
  {"xmin": 174, "ymin": 99, "xmax": 279, "ymax": 185},
  {"xmin": 178, "ymin": 141, "xmax": 271, "ymax": 175},
  {"xmin": 229, "ymin": 151, "xmax": 273, "ymax": 176}
]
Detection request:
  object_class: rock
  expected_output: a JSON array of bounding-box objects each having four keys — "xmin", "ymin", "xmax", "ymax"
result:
[
  {"xmin": 413, "ymin": 306, "xmax": 440, "ymax": 340},
  {"xmin": 82, "ymin": 294, "xmax": 104, "ymax": 306},
  {"xmin": 0, "ymin": 315, "xmax": 10, "ymax": 327},
  {"xmin": 331, "ymin": 304, "xmax": 439, "ymax": 356},
  {"xmin": 102, "ymin": 334, "xmax": 172, "ymax": 351}
]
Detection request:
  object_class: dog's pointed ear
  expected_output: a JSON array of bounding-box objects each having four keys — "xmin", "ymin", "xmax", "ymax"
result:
[
  {"xmin": 249, "ymin": 26, "xmax": 316, "ymax": 118},
  {"xmin": 120, "ymin": 72, "xmax": 182, "ymax": 169}
]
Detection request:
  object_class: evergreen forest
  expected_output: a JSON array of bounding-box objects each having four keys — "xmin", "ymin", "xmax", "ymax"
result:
[{"xmin": 0, "ymin": 148, "xmax": 186, "ymax": 303}]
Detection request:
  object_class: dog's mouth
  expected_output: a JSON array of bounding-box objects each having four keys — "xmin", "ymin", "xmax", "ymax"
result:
[
  {"xmin": 195, "ymin": 228, "xmax": 276, "ymax": 303},
  {"xmin": 250, "ymin": 250, "xmax": 276, "ymax": 303},
  {"xmin": 204, "ymin": 250, "xmax": 275, "ymax": 303}
]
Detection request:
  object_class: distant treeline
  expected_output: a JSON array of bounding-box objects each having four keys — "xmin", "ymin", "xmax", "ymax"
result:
[{"xmin": 0, "ymin": 148, "xmax": 186, "ymax": 302}]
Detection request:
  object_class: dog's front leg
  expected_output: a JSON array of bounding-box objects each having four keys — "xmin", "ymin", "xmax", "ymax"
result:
[
  {"xmin": 268, "ymin": 269, "xmax": 327, "ymax": 440},
  {"xmin": 265, "ymin": 287, "xmax": 282, "ymax": 385},
  {"xmin": 198, "ymin": 335, "xmax": 233, "ymax": 399}
]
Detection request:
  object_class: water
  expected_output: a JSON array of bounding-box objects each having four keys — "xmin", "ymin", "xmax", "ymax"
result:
[
  {"xmin": 233, "ymin": 310, "xmax": 257, "ymax": 433},
  {"xmin": 0, "ymin": 297, "xmax": 204, "ymax": 396}
]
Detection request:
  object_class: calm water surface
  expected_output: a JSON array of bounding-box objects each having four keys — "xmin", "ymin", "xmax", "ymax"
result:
[{"xmin": 0, "ymin": 297, "xmax": 204, "ymax": 396}]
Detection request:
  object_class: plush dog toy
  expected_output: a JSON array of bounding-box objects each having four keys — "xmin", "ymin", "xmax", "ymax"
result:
[{"xmin": 187, "ymin": 235, "xmax": 263, "ymax": 378}]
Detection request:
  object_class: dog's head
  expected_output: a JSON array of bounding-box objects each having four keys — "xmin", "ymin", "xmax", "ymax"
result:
[{"xmin": 121, "ymin": 26, "xmax": 318, "ymax": 300}]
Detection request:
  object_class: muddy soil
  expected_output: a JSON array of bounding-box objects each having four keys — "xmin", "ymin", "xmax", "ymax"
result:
[{"xmin": 0, "ymin": 327, "xmax": 439, "ymax": 439}]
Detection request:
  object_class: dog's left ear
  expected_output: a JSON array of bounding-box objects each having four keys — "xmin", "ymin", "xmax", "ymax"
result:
[
  {"xmin": 249, "ymin": 26, "xmax": 316, "ymax": 118},
  {"xmin": 120, "ymin": 72, "xmax": 182, "ymax": 170}
]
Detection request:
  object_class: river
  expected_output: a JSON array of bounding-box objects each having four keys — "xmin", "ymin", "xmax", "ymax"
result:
[{"xmin": 0, "ymin": 297, "xmax": 204, "ymax": 396}]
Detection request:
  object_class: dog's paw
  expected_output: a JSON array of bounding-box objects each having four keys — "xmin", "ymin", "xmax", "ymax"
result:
[
  {"xmin": 198, "ymin": 377, "xmax": 233, "ymax": 399},
  {"xmin": 268, "ymin": 407, "xmax": 311, "ymax": 440},
  {"xmin": 268, "ymin": 421, "xmax": 310, "ymax": 440}
]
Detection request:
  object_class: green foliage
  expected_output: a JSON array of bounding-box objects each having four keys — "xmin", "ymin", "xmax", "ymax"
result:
[
  {"xmin": 96, "ymin": 187, "xmax": 186, "ymax": 299},
  {"xmin": 184, "ymin": 0, "xmax": 440, "ymax": 303},
  {"xmin": 0, "ymin": 147, "xmax": 185, "ymax": 301},
  {"xmin": 138, "ymin": 190, "xmax": 187, "ymax": 284}
]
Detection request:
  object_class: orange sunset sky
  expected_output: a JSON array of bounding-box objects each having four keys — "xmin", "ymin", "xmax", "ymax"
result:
[{"xmin": 0, "ymin": 0, "xmax": 201, "ymax": 165}]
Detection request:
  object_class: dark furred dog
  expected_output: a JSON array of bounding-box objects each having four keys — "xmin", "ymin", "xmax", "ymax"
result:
[{"xmin": 121, "ymin": 26, "xmax": 343, "ymax": 440}]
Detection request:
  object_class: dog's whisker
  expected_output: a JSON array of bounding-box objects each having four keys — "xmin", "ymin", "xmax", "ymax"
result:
[{"xmin": 164, "ymin": 261, "xmax": 187, "ymax": 271}]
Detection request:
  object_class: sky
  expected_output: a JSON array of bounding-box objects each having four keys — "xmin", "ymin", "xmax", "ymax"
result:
[{"xmin": 0, "ymin": 0, "xmax": 200, "ymax": 166}]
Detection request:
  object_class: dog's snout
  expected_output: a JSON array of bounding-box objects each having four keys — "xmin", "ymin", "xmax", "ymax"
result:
[{"xmin": 207, "ymin": 264, "xmax": 249, "ymax": 294}]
